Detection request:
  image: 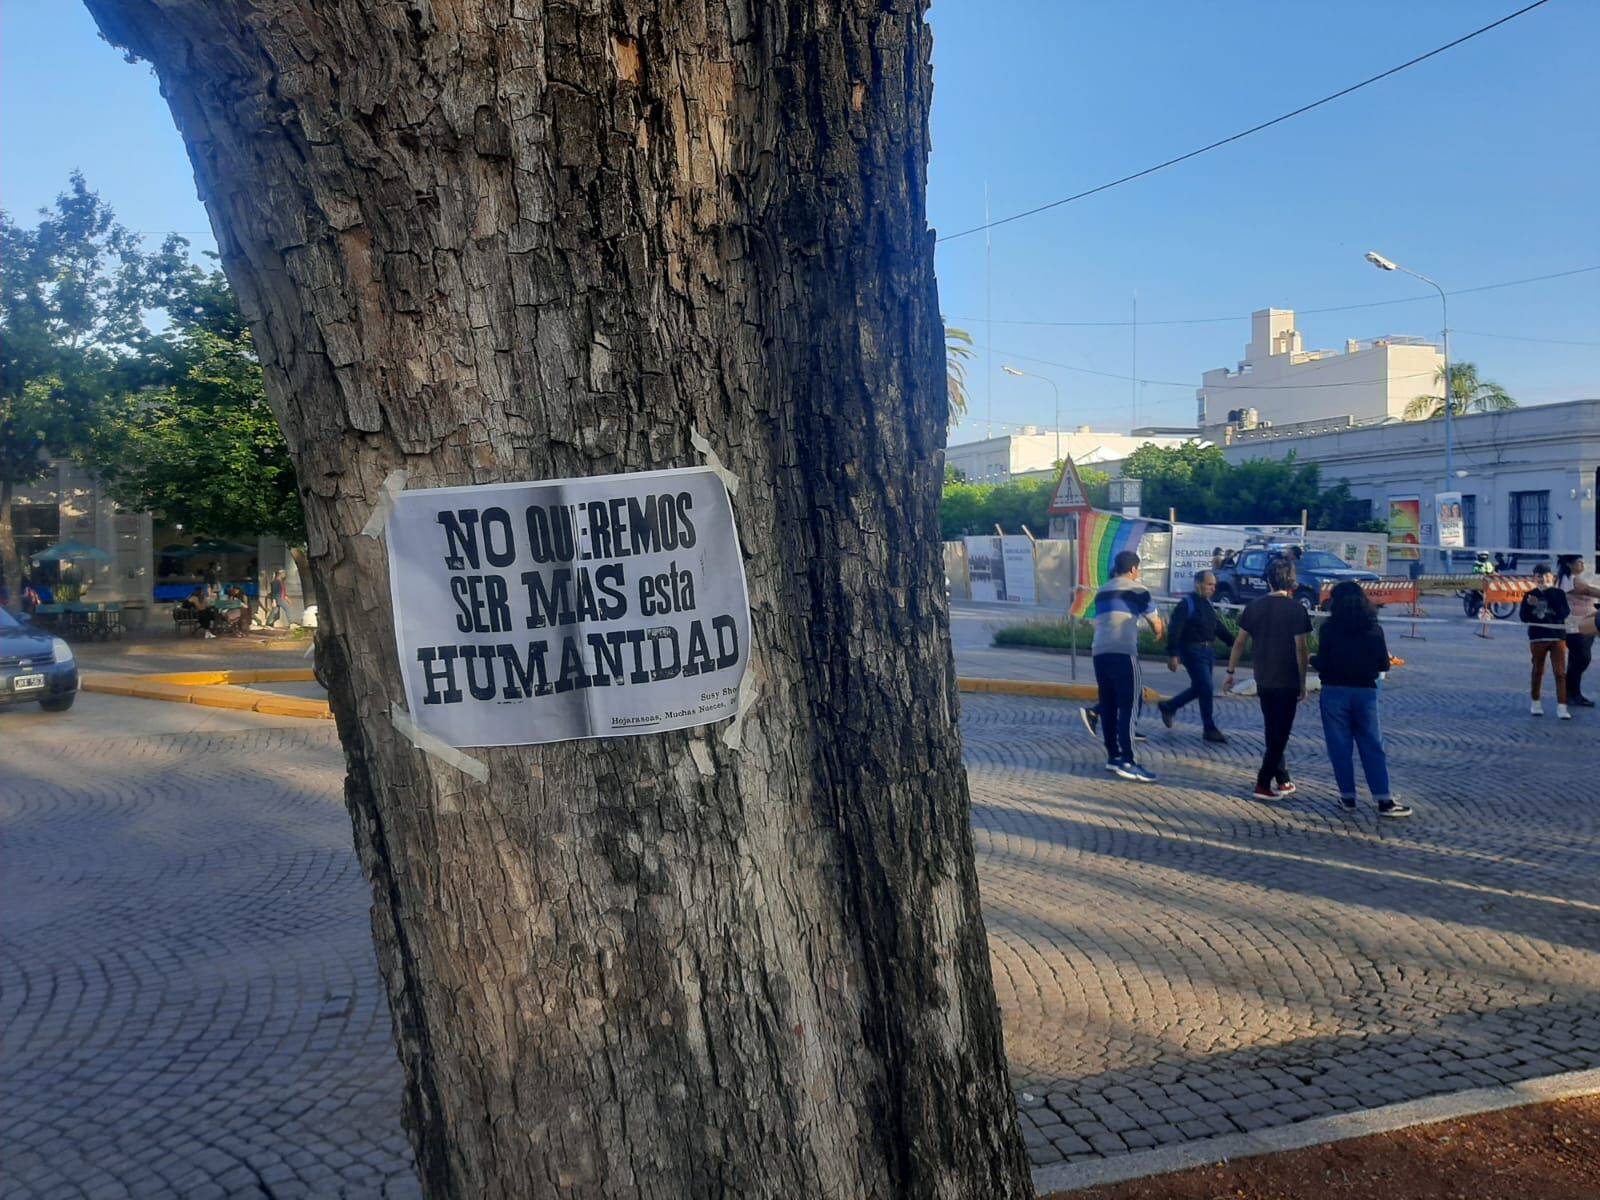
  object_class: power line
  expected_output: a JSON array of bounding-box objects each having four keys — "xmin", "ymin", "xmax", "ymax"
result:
[
  {"xmin": 1450, "ymin": 328, "xmax": 1600, "ymax": 348},
  {"xmin": 937, "ymin": 0, "xmax": 1554, "ymax": 244},
  {"xmin": 948, "ymin": 265, "xmax": 1600, "ymax": 329},
  {"xmin": 990, "ymin": 345, "xmax": 1440, "ymax": 391}
]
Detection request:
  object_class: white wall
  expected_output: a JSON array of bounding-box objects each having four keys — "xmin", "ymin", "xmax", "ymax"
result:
[
  {"xmin": 1198, "ymin": 308, "xmax": 1443, "ymax": 429},
  {"xmin": 946, "ymin": 431, "xmax": 1194, "ymax": 484},
  {"xmin": 1221, "ymin": 399, "xmax": 1600, "ymax": 561}
]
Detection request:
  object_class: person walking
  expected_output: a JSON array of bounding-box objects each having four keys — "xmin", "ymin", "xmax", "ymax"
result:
[
  {"xmin": 1086, "ymin": 550, "xmax": 1164, "ymax": 783},
  {"xmin": 1224, "ymin": 556, "xmax": 1311, "ymax": 800},
  {"xmin": 1312, "ymin": 581, "xmax": 1412, "ymax": 817},
  {"xmin": 265, "ymin": 568, "xmax": 290, "ymax": 628},
  {"xmin": 1560, "ymin": 556, "xmax": 1597, "ymax": 707},
  {"xmin": 1158, "ymin": 569, "xmax": 1234, "ymax": 743},
  {"xmin": 1521, "ymin": 564, "xmax": 1571, "ymax": 719}
]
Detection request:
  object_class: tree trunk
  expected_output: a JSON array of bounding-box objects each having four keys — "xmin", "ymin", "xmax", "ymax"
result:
[
  {"xmin": 83, "ymin": 3, "xmax": 1029, "ymax": 1197},
  {"xmin": 0, "ymin": 477, "xmax": 21, "ymax": 612}
]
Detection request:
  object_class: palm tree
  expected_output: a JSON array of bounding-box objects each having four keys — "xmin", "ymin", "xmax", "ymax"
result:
[
  {"xmin": 1404, "ymin": 361, "xmax": 1517, "ymax": 421},
  {"xmin": 945, "ymin": 322, "xmax": 975, "ymax": 427}
]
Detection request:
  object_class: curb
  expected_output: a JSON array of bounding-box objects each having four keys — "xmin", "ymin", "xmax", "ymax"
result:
[
  {"xmin": 958, "ymin": 677, "xmax": 1162, "ymax": 704},
  {"xmin": 80, "ymin": 669, "xmax": 332, "ymax": 720},
  {"xmin": 1034, "ymin": 1066, "xmax": 1600, "ymax": 1196}
]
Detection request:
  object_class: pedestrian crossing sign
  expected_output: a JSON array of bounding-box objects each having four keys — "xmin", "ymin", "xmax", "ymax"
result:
[{"xmin": 1048, "ymin": 456, "xmax": 1091, "ymax": 514}]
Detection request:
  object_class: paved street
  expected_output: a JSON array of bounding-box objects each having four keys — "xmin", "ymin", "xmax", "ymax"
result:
[{"xmin": 3, "ymin": 606, "xmax": 1598, "ymax": 1194}]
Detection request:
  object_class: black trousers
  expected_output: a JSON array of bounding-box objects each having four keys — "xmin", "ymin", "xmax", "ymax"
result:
[
  {"xmin": 1568, "ymin": 633, "xmax": 1594, "ymax": 700},
  {"xmin": 1256, "ymin": 687, "xmax": 1299, "ymax": 791}
]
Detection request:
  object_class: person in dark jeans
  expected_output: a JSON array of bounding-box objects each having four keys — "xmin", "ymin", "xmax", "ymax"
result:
[
  {"xmin": 1560, "ymin": 556, "xmax": 1598, "ymax": 706},
  {"xmin": 1225, "ymin": 557, "xmax": 1312, "ymax": 800},
  {"xmin": 1158, "ymin": 569, "xmax": 1235, "ymax": 743},
  {"xmin": 1521, "ymin": 564, "xmax": 1570, "ymax": 719},
  {"xmin": 1088, "ymin": 550, "xmax": 1165, "ymax": 782},
  {"xmin": 1312, "ymin": 581, "xmax": 1412, "ymax": 817}
]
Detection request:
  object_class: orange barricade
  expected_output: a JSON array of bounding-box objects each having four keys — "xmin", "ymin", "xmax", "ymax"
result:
[
  {"xmin": 1318, "ymin": 578, "xmax": 1420, "ymax": 609},
  {"xmin": 1484, "ymin": 575, "xmax": 1540, "ymax": 609}
]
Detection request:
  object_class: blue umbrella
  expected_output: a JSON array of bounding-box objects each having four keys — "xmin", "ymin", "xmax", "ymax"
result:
[{"xmin": 31, "ymin": 539, "xmax": 114, "ymax": 564}]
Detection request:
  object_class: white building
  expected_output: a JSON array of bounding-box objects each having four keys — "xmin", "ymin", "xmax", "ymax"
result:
[
  {"xmin": 1198, "ymin": 308, "xmax": 1444, "ymax": 432},
  {"xmin": 1221, "ymin": 399, "xmax": 1600, "ymax": 563},
  {"xmin": 946, "ymin": 427, "xmax": 1195, "ymax": 485}
]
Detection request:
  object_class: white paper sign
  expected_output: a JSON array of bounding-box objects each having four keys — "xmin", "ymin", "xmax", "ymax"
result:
[
  {"xmin": 1000, "ymin": 536, "xmax": 1037, "ymax": 604},
  {"xmin": 385, "ymin": 466, "xmax": 751, "ymax": 747}
]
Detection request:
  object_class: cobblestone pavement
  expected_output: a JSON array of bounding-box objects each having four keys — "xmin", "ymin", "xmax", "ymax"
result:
[{"xmin": 3, "ymin": 615, "xmax": 1597, "ymax": 1193}]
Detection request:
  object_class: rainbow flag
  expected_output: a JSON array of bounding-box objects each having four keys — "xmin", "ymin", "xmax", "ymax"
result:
[{"xmin": 1070, "ymin": 511, "xmax": 1152, "ymax": 617}]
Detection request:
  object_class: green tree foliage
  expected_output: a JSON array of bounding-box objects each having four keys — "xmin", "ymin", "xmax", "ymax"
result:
[
  {"xmin": 944, "ymin": 322, "xmax": 975, "ymax": 427},
  {"xmin": 939, "ymin": 464, "xmax": 1111, "ymax": 539},
  {"xmin": 86, "ymin": 271, "xmax": 303, "ymax": 541},
  {"xmin": 1404, "ymin": 361, "xmax": 1516, "ymax": 421},
  {"xmin": 0, "ymin": 174, "xmax": 190, "ymax": 603},
  {"xmin": 1117, "ymin": 442, "xmax": 1381, "ymax": 530}
]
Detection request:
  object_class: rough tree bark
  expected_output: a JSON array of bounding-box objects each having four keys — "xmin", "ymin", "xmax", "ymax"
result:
[{"xmin": 83, "ymin": 3, "xmax": 1029, "ymax": 1196}]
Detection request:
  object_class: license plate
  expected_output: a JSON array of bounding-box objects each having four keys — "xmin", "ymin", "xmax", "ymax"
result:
[{"xmin": 11, "ymin": 673, "xmax": 44, "ymax": 692}]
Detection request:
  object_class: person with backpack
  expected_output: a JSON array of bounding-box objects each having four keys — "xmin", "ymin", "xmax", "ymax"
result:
[
  {"xmin": 1158, "ymin": 569, "xmax": 1234, "ymax": 743},
  {"xmin": 1312, "ymin": 581, "xmax": 1412, "ymax": 817},
  {"xmin": 1224, "ymin": 556, "xmax": 1312, "ymax": 800},
  {"xmin": 1520, "ymin": 563, "xmax": 1571, "ymax": 719}
]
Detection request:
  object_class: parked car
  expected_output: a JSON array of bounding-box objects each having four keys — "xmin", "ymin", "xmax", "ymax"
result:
[
  {"xmin": 1213, "ymin": 546, "xmax": 1380, "ymax": 614},
  {"xmin": 0, "ymin": 607, "xmax": 79, "ymax": 712}
]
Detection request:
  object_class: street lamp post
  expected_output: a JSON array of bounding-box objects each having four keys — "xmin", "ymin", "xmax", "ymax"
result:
[
  {"xmin": 1365, "ymin": 251, "xmax": 1453, "ymax": 486},
  {"xmin": 1001, "ymin": 365, "xmax": 1062, "ymax": 465}
]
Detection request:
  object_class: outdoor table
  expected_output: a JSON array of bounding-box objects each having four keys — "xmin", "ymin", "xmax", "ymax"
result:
[{"xmin": 65, "ymin": 602, "xmax": 123, "ymax": 640}]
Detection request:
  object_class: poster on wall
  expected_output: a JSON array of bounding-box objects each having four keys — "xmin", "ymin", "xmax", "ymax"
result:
[
  {"xmin": 1167, "ymin": 523, "xmax": 1243, "ymax": 596},
  {"xmin": 385, "ymin": 466, "xmax": 751, "ymax": 748},
  {"xmin": 964, "ymin": 536, "xmax": 1006, "ymax": 602},
  {"xmin": 1435, "ymin": 492, "xmax": 1465, "ymax": 549},
  {"xmin": 1000, "ymin": 536, "xmax": 1036, "ymax": 605},
  {"xmin": 1388, "ymin": 496, "xmax": 1421, "ymax": 560}
]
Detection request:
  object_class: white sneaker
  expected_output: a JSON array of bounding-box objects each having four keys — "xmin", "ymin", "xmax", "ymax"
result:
[
  {"xmin": 1558, "ymin": 704, "xmax": 1572, "ymax": 720},
  {"xmin": 1530, "ymin": 701, "xmax": 1543, "ymax": 716},
  {"xmin": 204, "ymin": 630, "xmax": 217, "ymax": 639}
]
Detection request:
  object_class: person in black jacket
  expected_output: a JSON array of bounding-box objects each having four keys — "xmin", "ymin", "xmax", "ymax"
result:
[
  {"xmin": 1312, "ymin": 581, "xmax": 1411, "ymax": 817},
  {"xmin": 1520, "ymin": 563, "xmax": 1571, "ymax": 719},
  {"xmin": 1158, "ymin": 569, "xmax": 1234, "ymax": 743}
]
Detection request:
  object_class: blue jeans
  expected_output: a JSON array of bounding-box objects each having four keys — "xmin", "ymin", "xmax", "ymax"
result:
[
  {"xmin": 1319, "ymin": 685, "xmax": 1391, "ymax": 802},
  {"xmin": 1093, "ymin": 653, "xmax": 1138, "ymax": 763},
  {"xmin": 1166, "ymin": 645, "xmax": 1217, "ymax": 731}
]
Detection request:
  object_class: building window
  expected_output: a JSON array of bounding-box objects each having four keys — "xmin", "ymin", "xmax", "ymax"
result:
[
  {"xmin": 1509, "ymin": 490, "xmax": 1549, "ymax": 550},
  {"xmin": 1461, "ymin": 494, "xmax": 1477, "ymax": 548}
]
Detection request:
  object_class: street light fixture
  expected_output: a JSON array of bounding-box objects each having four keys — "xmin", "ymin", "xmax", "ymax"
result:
[
  {"xmin": 1001, "ymin": 365, "xmax": 1062, "ymax": 465},
  {"xmin": 1365, "ymin": 250, "xmax": 1453, "ymax": 489}
]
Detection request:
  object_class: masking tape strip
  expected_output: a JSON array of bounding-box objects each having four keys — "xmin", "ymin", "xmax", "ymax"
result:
[
  {"xmin": 689, "ymin": 738, "xmax": 715, "ymax": 778},
  {"xmin": 690, "ymin": 428, "xmax": 740, "ymax": 497},
  {"xmin": 721, "ymin": 664, "xmax": 759, "ymax": 751},
  {"xmin": 360, "ymin": 469, "xmax": 411, "ymax": 539},
  {"xmin": 390, "ymin": 702, "xmax": 490, "ymax": 784}
]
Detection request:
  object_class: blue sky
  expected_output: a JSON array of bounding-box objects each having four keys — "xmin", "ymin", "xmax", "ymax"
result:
[{"xmin": 4, "ymin": 1, "xmax": 1595, "ymax": 443}]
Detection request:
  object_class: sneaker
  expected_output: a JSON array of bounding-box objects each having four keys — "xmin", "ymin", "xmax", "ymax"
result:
[
  {"xmin": 1340, "ymin": 796, "xmax": 1358, "ymax": 810},
  {"xmin": 1080, "ymin": 707, "xmax": 1100, "ymax": 737},
  {"xmin": 203, "ymin": 630, "xmax": 217, "ymax": 639},
  {"xmin": 1104, "ymin": 758, "xmax": 1123, "ymax": 773},
  {"xmin": 1116, "ymin": 761, "xmax": 1156, "ymax": 783},
  {"xmin": 1203, "ymin": 728, "xmax": 1228, "ymax": 744},
  {"xmin": 1530, "ymin": 701, "xmax": 1544, "ymax": 716},
  {"xmin": 1133, "ymin": 731, "xmax": 1148, "ymax": 743},
  {"xmin": 1378, "ymin": 802, "xmax": 1414, "ymax": 818},
  {"xmin": 1252, "ymin": 786, "xmax": 1282, "ymax": 801},
  {"xmin": 1159, "ymin": 702, "xmax": 1175, "ymax": 729},
  {"xmin": 1276, "ymin": 781, "xmax": 1298, "ymax": 796},
  {"xmin": 1558, "ymin": 704, "xmax": 1572, "ymax": 720},
  {"xmin": 1571, "ymin": 696, "xmax": 1596, "ymax": 708}
]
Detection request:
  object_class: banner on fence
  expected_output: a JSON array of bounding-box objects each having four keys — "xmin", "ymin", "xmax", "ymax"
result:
[
  {"xmin": 385, "ymin": 466, "xmax": 751, "ymax": 748},
  {"xmin": 964, "ymin": 534, "xmax": 1035, "ymax": 603}
]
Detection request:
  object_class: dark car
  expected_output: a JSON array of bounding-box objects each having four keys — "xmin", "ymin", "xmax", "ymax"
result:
[
  {"xmin": 0, "ymin": 607, "xmax": 78, "ymax": 712},
  {"xmin": 1214, "ymin": 547, "xmax": 1380, "ymax": 614}
]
